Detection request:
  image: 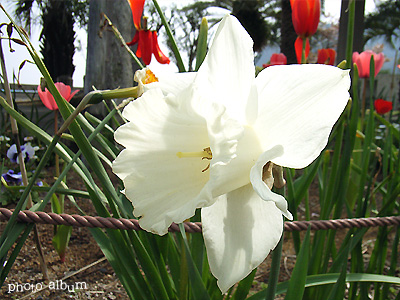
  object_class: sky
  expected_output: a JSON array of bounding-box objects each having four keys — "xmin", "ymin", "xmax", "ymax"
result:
[{"xmin": 0, "ymin": 0, "xmax": 381, "ymax": 88}]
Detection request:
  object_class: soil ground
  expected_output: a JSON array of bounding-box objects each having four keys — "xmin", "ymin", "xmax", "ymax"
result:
[{"xmin": 0, "ymin": 167, "xmax": 129, "ymax": 300}]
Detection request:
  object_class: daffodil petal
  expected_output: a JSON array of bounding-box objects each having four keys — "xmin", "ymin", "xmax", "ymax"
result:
[
  {"xmin": 254, "ymin": 64, "xmax": 350, "ymax": 169},
  {"xmin": 195, "ymin": 15, "xmax": 255, "ymax": 123},
  {"xmin": 248, "ymin": 145, "xmax": 293, "ymax": 219},
  {"xmin": 202, "ymin": 184, "xmax": 283, "ymax": 293},
  {"xmin": 113, "ymin": 88, "xmax": 212, "ymax": 234}
]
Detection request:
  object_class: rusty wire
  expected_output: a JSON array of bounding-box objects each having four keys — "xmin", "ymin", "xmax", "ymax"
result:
[{"xmin": 0, "ymin": 208, "xmax": 399, "ymax": 233}]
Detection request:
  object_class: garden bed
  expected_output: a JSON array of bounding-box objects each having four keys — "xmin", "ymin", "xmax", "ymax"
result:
[{"xmin": 0, "ymin": 167, "xmax": 397, "ymax": 299}]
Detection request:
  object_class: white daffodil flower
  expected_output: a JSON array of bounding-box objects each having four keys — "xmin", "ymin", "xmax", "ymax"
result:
[{"xmin": 113, "ymin": 15, "xmax": 350, "ymax": 293}]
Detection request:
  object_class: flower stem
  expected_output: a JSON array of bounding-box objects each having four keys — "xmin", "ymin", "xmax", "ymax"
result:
[
  {"xmin": 152, "ymin": 0, "xmax": 186, "ymax": 72},
  {"xmin": 102, "ymin": 13, "xmax": 145, "ymax": 69},
  {"xmin": 301, "ymin": 38, "xmax": 307, "ymax": 64},
  {"xmin": 361, "ymin": 77, "xmax": 367, "ymax": 127},
  {"xmin": 54, "ymin": 110, "xmax": 60, "ymax": 177},
  {"xmin": 344, "ymin": 0, "xmax": 355, "ymax": 70}
]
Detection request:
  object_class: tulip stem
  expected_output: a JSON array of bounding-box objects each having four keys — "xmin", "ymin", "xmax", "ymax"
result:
[
  {"xmin": 301, "ymin": 38, "xmax": 307, "ymax": 64},
  {"xmin": 54, "ymin": 110, "xmax": 60, "ymax": 178},
  {"xmin": 361, "ymin": 77, "xmax": 367, "ymax": 127}
]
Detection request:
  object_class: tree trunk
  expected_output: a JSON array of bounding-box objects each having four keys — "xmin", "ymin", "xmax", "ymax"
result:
[
  {"xmin": 40, "ymin": 0, "xmax": 75, "ymax": 85},
  {"xmin": 280, "ymin": 0, "xmax": 297, "ymax": 64},
  {"xmin": 336, "ymin": 0, "xmax": 365, "ymax": 63},
  {"xmin": 84, "ymin": 0, "xmax": 137, "ymax": 115}
]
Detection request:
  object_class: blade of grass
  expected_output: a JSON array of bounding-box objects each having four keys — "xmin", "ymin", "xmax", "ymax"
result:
[
  {"xmin": 326, "ymin": 238, "xmax": 350, "ymax": 300},
  {"xmin": 179, "ymin": 224, "xmax": 211, "ymax": 300},
  {"xmin": 284, "ymin": 227, "xmax": 311, "ymax": 300},
  {"xmin": 248, "ymin": 273, "xmax": 400, "ymax": 300},
  {"xmin": 231, "ymin": 269, "xmax": 257, "ymax": 300},
  {"xmin": 264, "ymin": 234, "xmax": 283, "ymax": 300},
  {"xmin": 152, "ymin": 0, "xmax": 186, "ymax": 72}
]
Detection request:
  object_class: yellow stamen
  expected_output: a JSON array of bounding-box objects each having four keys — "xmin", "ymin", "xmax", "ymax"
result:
[
  {"xmin": 176, "ymin": 147, "xmax": 212, "ymax": 160},
  {"xmin": 142, "ymin": 69, "xmax": 158, "ymax": 84}
]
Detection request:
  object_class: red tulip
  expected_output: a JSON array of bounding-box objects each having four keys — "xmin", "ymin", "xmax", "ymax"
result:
[
  {"xmin": 294, "ymin": 37, "xmax": 310, "ymax": 64},
  {"xmin": 128, "ymin": 0, "xmax": 145, "ymax": 29},
  {"xmin": 317, "ymin": 48, "xmax": 336, "ymax": 65},
  {"xmin": 374, "ymin": 99, "xmax": 392, "ymax": 115},
  {"xmin": 291, "ymin": 0, "xmax": 320, "ymax": 63},
  {"xmin": 352, "ymin": 50, "xmax": 385, "ymax": 78},
  {"xmin": 128, "ymin": 30, "xmax": 170, "ymax": 65},
  {"xmin": 290, "ymin": 0, "xmax": 321, "ymax": 38},
  {"xmin": 127, "ymin": 0, "xmax": 170, "ymax": 65},
  {"xmin": 37, "ymin": 82, "xmax": 79, "ymax": 111},
  {"xmin": 263, "ymin": 53, "xmax": 287, "ymax": 68}
]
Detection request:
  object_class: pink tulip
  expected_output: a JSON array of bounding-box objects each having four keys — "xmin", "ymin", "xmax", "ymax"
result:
[
  {"xmin": 37, "ymin": 82, "xmax": 79, "ymax": 111},
  {"xmin": 352, "ymin": 50, "xmax": 385, "ymax": 78}
]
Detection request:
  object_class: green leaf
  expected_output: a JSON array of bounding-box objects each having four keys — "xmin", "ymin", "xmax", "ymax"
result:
[
  {"xmin": 231, "ymin": 269, "xmax": 256, "ymax": 300},
  {"xmin": 284, "ymin": 227, "xmax": 311, "ymax": 300},
  {"xmin": 248, "ymin": 273, "xmax": 400, "ymax": 300},
  {"xmin": 52, "ymin": 225, "xmax": 72, "ymax": 263},
  {"xmin": 327, "ymin": 239, "xmax": 350, "ymax": 300},
  {"xmin": 179, "ymin": 224, "xmax": 211, "ymax": 300},
  {"xmin": 152, "ymin": 0, "xmax": 186, "ymax": 72},
  {"xmin": 264, "ymin": 235, "xmax": 284, "ymax": 300},
  {"xmin": 89, "ymin": 227, "xmax": 150, "ymax": 300}
]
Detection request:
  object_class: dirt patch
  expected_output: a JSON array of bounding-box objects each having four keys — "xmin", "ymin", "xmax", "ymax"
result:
[
  {"xmin": 0, "ymin": 219, "xmax": 128, "ymax": 300},
  {"xmin": 0, "ymin": 167, "xmax": 129, "ymax": 300}
]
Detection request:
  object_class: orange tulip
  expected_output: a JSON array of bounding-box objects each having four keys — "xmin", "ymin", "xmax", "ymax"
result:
[
  {"xmin": 37, "ymin": 82, "xmax": 79, "ymax": 111},
  {"xmin": 317, "ymin": 48, "xmax": 336, "ymax": 65}
]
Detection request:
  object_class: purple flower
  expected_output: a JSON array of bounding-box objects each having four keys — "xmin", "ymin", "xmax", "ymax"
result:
[
  {"xmin": 7, "ymin": 143, "xmax": 36, "ymax": 164},
  {"xmin": 1, "ymin": 170, "xmax": 22, "ymax": 185}
]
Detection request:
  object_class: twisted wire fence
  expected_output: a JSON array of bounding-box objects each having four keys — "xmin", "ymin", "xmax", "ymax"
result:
[{"xmin": 0, "ymin": 208, "xmax": 399, "ymax": 233}]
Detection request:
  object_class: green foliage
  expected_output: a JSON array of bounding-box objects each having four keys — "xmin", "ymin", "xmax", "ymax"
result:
[
  {"xmin": 13, "ymin": 0, "xmax": 89, "ymax": 29},
  {"xmin": 364, "ymin": 0, "xmax": 400, "ymax": 48}
]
